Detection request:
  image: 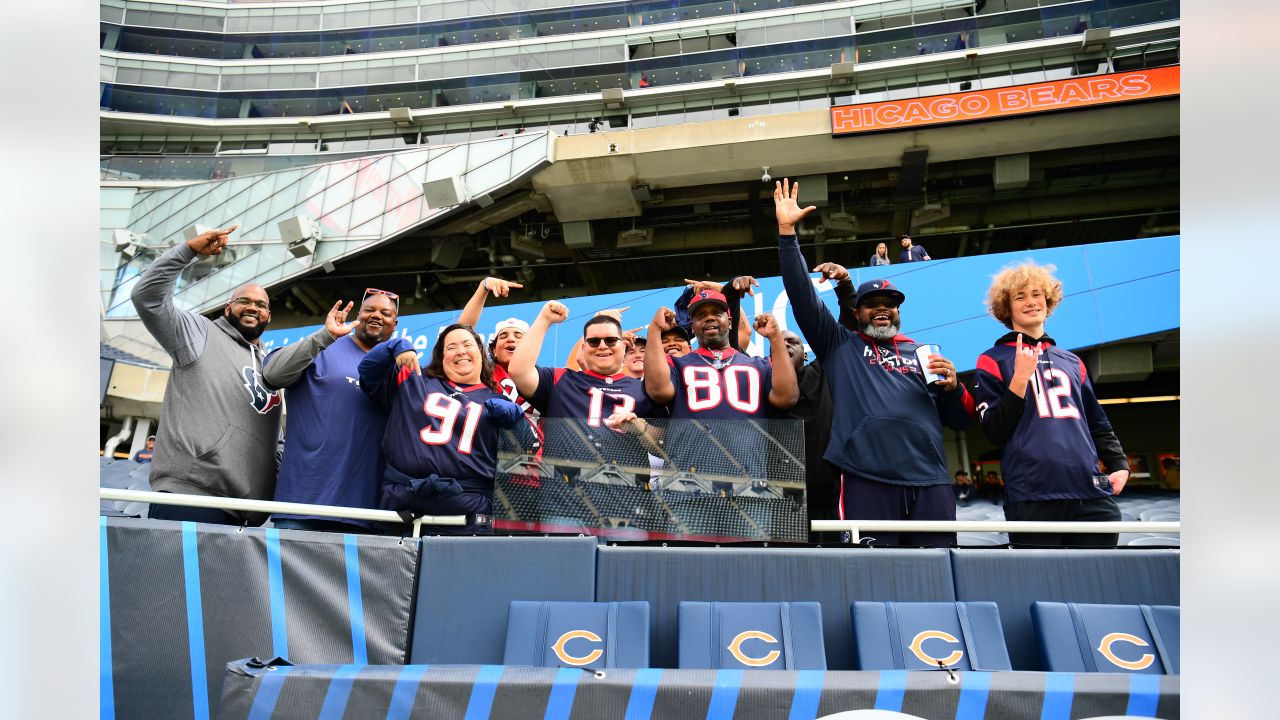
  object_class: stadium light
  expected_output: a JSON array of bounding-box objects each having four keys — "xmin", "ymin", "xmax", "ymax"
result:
[{"xmin": 113, "ymin": 229, "xmax": 143, "ymax": 259}]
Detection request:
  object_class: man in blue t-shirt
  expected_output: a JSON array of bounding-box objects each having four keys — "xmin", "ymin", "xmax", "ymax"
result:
[
  {"xmin": 262, "ymin": 288, "xmax": 400, "ymax": 532},
  {"xmin": 898, "ymin": 234, "xmax": 931, "ymax": 263}
]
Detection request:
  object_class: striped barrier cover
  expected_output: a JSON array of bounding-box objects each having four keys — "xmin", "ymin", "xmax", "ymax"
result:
[{"xmin": 216, "ymin": 659, "xmax": 1179, "ymax": 720}]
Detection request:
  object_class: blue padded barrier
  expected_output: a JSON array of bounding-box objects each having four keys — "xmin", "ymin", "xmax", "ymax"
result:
[
  {"xmin": 411, "ymin": 536, "xmax": 598, "ymax": 664},
  {"xmin": 1031, "ymin": 602, "xmax": 1180, "ymax": 674},
  {"xmin": 678, "ymin": 601, "xmax": 827, "ymax": 669},
  {"xmin": 850, "ymin": 601, "xmax": 1012, "ymax": 671},
  {"xmin": 596, "ymin": 547, "xmax": 955, "ymax": 669},
  {"xmin": 949, "ymin": 550, "xmax": 1179, "ymax": 671},
  {"xmin": 504, "ymin": 601, "xmax": 650, "ymax": 669}
]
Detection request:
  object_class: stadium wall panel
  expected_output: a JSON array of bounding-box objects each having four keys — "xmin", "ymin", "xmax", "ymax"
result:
[
  {"xmin": 949, "ymin": 549, "xmax": 1180, "ymax": 671},
  {"xmin": 409, "ymin": 536, "xmax": 598, "ymax": 664},
  {"xmin": 100, "ymin": 518, "xmax": 419, "ymax": 720}
]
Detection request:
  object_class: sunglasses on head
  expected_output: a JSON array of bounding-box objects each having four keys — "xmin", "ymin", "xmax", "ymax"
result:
[
  {"xmin": 363, "ymin": 287, "xmax": 399, "ymax": 306},
  {"xmin": 584, "ymin": 336, "xmax": 622, "ymax": 348}
]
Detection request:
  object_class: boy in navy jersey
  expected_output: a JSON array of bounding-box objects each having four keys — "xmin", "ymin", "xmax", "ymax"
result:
[
  {"xmin": 974, "ymin": 262, "xmax": 1130, "ymax": 547},
  {"xmin": 775, "ymin": 178, "xmax": 973, "ymax": 547},
  {"xmin": 643, "ymin": 290, "xmax": 798, "ymax": 486},
  {"xmin": 507, "ymin": 302, "xmax": 664, "ymax": 481},
  {"xmin": 359, "ymin": 323, "xmax": 522, "ymax": 535}
]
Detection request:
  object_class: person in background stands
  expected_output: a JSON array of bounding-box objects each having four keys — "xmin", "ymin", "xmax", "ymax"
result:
[
  {"xmin": 953, "ymin": 470, "xmax": 973, "ymax": 506},
  {"xmin": 132, "ymin": 435, "xmax": 156, "ymax": 464},
  {"xmin": 359, "ymin": 324, "xmax": 523, "ymax": 535},
  {"xmin": 898, "ymin": 234, "xmax": 931, "ymax": 263},
  {"xmin": 870, "ymin": 241, "xmax": 892, "ymax": 267},
  {"xmin": 262, "ymin": 288, "xmax": 400, "ymax": 533},
  {"xmin": 131, "ymin": 225, "xmax": 283, "ymax": 527},
  {"xmin": 973, "ymin": 261, "xmax": 1130, "ymax": 547}
]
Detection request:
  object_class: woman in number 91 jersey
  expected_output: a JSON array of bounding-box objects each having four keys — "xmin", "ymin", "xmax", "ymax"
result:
[{"xmin": 358, "ymin": 323, "xmax": 523, "ymax": 534}]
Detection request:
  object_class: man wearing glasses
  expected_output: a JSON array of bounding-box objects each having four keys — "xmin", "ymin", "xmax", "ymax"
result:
[
  {"xmin": 130, "ymin": 225, "xmax": 282, "ymax": 526},
  {"xmin": 507, "ymin": 301, "xmax": 664, "ymax": 487},
  {"xmin": 262, "ymin": 287, "xmax": 400, "ymax": 533}
]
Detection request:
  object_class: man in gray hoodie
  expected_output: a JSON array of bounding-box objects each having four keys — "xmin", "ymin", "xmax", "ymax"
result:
[{"xmin": 130, "ymin": 225, "xmax": 282, "ymax": 526}]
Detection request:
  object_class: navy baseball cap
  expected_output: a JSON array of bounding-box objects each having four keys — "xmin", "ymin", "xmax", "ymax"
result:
[
  {"xmin": 687, "ymin": 289, "xmax": 731, "ymax": 316},
  {"xmin": 854, "ymin": 279, "xmax": 906, "ymax": 307}
]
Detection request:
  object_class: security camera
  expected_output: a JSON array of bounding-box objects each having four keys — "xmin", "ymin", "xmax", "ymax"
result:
[{"xmin": 761, "ymin": 166, "xmax": 772, "ymax": 183}]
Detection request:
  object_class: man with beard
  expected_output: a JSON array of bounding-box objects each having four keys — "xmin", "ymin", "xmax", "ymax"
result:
[
  {"xmin": 262, "ymin": 288, "xmax": 400, "ymax": 533},
  {"xmin": 775, "ymin": 179, "xmax": 974, "ymax": 547},
  {"xmin": 130, "ymin": 225, "xmax": 282, "ymax": 526},
  {"xmin": 644, "ymin": 291, "xmax": 798, "ymax": 487}
]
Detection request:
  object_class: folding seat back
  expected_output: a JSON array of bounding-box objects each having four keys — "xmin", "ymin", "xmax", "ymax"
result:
[
  {"xmin": 850, "ymin": 601, "xmax": 1012, "ymax": 671},
  {"xmin": 504, "ymin": 601, "xmax": 650, "ymax": 669},
  {"xmin": 678, "ymin": 601, "xmax": 826, "ymax": 670},
  {"xmin": 1031, "ymin": 602, "xmax": 1179, "ymax": 674}
]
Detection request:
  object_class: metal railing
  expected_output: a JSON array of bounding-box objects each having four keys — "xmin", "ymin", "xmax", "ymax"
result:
[
  {"xmin": 103, "ymin": 488, "xmax": 1179, "ymax": 543},
  {"xmin": 811, "ymin": 519, "xmax": 1180, "ymax": 543},
  {"xmin": 100, "ymin": 488, "xmax": 465, "ymax": 537}
]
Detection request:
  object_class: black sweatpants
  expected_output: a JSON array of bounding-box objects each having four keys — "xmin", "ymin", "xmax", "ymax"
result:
[
  {"xmin": 839, "ymin": 473, "xmax": 956, "ymax": 548},
  {"xmin": 1003, "ymin": 496, "xmax": 1122, "ymax": 548}
]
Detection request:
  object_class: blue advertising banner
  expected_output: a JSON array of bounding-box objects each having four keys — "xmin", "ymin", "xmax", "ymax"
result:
[{"xmin": 261, "ymin": 235, "xmax": 1178, "ymax": 373}]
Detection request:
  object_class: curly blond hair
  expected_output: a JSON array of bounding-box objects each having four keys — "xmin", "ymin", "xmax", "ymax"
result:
[{"xmin": 986, "ymin": 261, "xmax": 1063, "ymax": 329}]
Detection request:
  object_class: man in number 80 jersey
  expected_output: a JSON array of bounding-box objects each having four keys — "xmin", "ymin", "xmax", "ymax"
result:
[
  {"xmin": 973, "ymin": 262, "xmax": 1130, "ymax": 548},
  {"xmin": 359, "ymin": 324, "xmax": 523, "ymax": 534},
  {"xmin": 644, "ymin": 290, "xmax": 799, "ymax": 484}
]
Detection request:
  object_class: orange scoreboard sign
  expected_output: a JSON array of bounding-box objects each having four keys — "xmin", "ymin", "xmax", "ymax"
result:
[{"xmin": 830, "ymin": 65, "xmax": 1179, "ymax": 136}]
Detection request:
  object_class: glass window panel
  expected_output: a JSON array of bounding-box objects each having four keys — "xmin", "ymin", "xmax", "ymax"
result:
[
  {"xmin": 381, "ymin": 195, "xmax": 425, "ymax": 237},
  {"xmin": 349, "ymin": 185, "xmax": 389, "ymax": 229},
  {"xmin": 321, "ymin": 171, "xmax": 359, "ymax": 215},
  {"xmin": 320, "ymin": 200, "xmax": 353, "ymax": 234},
  {"xmin": 350, "ymin": 216, "xmax": 384, "ymax": 237}
]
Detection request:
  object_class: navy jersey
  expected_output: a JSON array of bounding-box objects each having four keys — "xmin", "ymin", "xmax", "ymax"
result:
[
  {"xmin": 973, "ymin": 333, "xmax": 1128, "ymax": 503},
  {"xmin": 664, "ymin": 348, "xmax": 775, "ymax": 481},
  {"xmin": 530, "ymin": 367, "xmax": 662, "ymax": 469},
  {"xmin": 359, "ymin": 339, "xmax": 514, "ymax": 489}
]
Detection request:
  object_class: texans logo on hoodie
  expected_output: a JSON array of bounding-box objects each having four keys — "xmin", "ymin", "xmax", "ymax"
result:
[{"xmin": 242, "ymin": 365, "xmax": 281, "ymax": 414}]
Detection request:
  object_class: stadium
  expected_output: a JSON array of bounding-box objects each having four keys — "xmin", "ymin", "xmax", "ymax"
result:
[{"xmin": 97, "ymin": 0, "xmax": 1182, "ymax": 718}]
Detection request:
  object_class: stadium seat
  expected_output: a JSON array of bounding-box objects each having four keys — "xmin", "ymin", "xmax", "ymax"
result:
[
  {"xmin": 1030, "ymin": 602, "xmax": 1179, "ymax": 673},
  {"xmin": 1126, "ymin": 536, "xmax": 1180, "ymax": 547},
  {"xmin": 850, "ymin": 601, "xmax": 1012, "ymax": 671},
  {"xmin": 504, "ymin": 601, "xmax": 650, "ymax": 669},
  {"xmin": 957, "ymin": 532, "xmax": 1007, "ymax": 546},
  {"xmin": 678, "ymin": 601, "xmax": 826, "ymax": 669}
]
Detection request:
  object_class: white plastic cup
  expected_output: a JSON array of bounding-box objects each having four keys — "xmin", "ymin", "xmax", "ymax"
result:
[{"xmin": 916, "ymin": 344, "xmax": 944, "ymax": 384}]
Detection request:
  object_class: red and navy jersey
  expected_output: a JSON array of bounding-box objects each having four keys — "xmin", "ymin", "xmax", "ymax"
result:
[
  {"xmin": 529, "ymin": 367, "xmax": 663, "ymax": 468},
  {"xmin": 358, "ymin": 339, "xmax": 509, "ymax": 488},
  {"xmin": 973, "ymin": 332, "xmax": 1128, "ymax": 503},
  {"xmin": 494, "ymin": 363, "xmax": 543, "ymax": 451},
  {"xmin": 664, "ymin": 348, "xmax": 775, "ymax": 480},
  {"xmin": 668, "ymin": 348, "xmax": 773, "ymax": 419}
]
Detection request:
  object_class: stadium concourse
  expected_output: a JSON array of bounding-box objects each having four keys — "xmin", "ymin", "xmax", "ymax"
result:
[{"xmin": 98, "ymin": 0, "xmax": 1181, "ymax": 716}]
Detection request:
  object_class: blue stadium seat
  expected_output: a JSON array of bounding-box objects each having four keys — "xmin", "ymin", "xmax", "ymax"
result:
[
  {"xmin": 504, "ymin": 601, "xmax": 649, "ymax": 669},
  {"xmin": 1030, "ymin": 602, "xmax": 1179, "ymax": 674},
  {"xmin": 678, "ymin": 601, "xmax": 826, "ymax": 669},
  {"xmin": 850, "ymin": 601, "xmax": 1012, "ymax": 671}
]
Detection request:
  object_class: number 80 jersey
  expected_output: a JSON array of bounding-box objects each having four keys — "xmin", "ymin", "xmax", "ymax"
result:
[{"xmin": 668, "ymin": 348, "xmax": 773, "ymax": 420}]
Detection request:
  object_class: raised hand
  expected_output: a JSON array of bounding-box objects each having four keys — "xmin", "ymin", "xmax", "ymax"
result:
[
  {"xmin": 753, "ymin": 313, "xmax": 780, "ymax": 338},
  {"xmin": 540, "ymin": 300, "xmax": 569, "ymax": 324},
  {"xmin": 773, "ymin": 179, "xmax": 817, "ymax": 233},
  {"xmin": 186, "ymin": 225, "xmax": 238, "ymax": 256},
  {"xmin": 395, "ymin": 349, "xmax": 421, "ymax": 376},
  {"xmin": 683, "ymin": 278, "xmax": 724, "ymax": 295},
  {"xmin": 731, "ymin": 276, "xmax": 760, "ymax": 297},
  {"xmin": 1009, "ymin": 333, "xmax": 1041, "ymax": 397},
  {"xmin": 324, "ymin": 300, "xmax": 355, "ymax": 338},
  {"xmin": 811, "ymin": 262, "xmax": 850, "ymax": 284},
  {"xmin": 651, "ymin": 306, "xmax": 677, "ymax": 332},
  {"xmin": 481, "ymin": 277, "xmax": 524, "ymax": 298},
  {"xmin": 595, "ymin": 306, "xmax": 630, "ymax": 324}
]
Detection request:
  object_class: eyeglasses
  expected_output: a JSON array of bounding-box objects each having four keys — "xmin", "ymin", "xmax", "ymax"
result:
[
  {"xmin": 363, "ymin": 287, "xmax": 400, "ymax": 306},
  {"xmin": 584, "ymin": 336, "xmax": 622, "ymax": 348},
  {"xmin": 232, "ymin": 297, "xmax": 270, "ymax": 310}
]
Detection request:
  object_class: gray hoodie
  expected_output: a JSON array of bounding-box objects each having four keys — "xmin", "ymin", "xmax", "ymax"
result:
[{"xmin": 130, "ymin": 243, "xmax": 282, "ymax": 523}]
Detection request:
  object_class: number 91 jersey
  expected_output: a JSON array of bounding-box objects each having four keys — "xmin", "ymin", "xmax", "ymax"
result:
[{"xmin": 383, "ymin": 373, "xmax": 508, "ymax": 484}]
